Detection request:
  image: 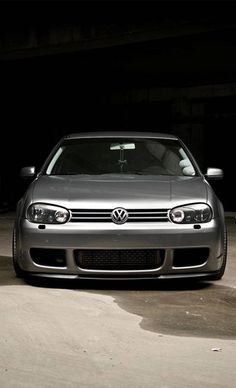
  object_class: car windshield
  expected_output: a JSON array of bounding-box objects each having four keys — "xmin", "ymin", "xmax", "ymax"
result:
[{"xmin": 45, "ymin": 137, "xmax": 197, "ymax": 176}]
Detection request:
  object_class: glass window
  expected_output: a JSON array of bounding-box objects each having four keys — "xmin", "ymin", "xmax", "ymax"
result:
[{"xmin": 45, "ymin": 138, "xmax": 196, "ymax": 176}]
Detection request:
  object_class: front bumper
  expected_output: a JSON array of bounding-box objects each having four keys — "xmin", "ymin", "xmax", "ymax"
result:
[{"xmin": 16, "ymin": 217, "xmax": 224, "ymax": 279}]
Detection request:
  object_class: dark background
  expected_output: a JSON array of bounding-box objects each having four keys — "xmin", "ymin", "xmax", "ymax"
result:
[{"xmin": 0, "ymin": 0, "xmax": 236, "ymax": 210}]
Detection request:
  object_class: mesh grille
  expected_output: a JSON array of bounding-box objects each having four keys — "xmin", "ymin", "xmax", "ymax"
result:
[
  {"xmin": 70, "ymin": 209, "xmax": 169, "ymax": 222},
  {"xmin": 74, "ymin": 249, "xmax": 165, "ymax": 270}
]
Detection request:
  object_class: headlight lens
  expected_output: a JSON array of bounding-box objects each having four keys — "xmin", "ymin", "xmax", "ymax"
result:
[
  {"xmin": 27, "ymin": 203, "xmax": 70, "ymax": 224},
  {"xmin": 169, "ymin": 204, "xmax": 212, "ymax": 224}
]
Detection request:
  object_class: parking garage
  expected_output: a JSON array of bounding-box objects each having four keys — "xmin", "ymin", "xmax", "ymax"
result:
[{"xmin": 1, "ymin": 2, "xmax": 236, "ymax": 210}]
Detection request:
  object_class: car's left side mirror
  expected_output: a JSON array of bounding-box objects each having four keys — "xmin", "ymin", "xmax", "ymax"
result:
[
  {"xmin": 20, "ymin": 166, "xmax": 36, "ymax": 179},
  {"xmin": 205, "ymin": 167, "xmax": 223, "ymax": 180}
]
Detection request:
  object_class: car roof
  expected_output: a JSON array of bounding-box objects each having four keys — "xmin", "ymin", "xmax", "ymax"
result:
[{"xmin": 64, "ymin": 131, "xmax": 178, "ymax": 140}]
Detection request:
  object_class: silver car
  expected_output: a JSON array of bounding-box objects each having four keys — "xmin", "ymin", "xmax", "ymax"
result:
[{"xmin": 13, "ymin": 132, "xmax": 227, "ymax": 281}]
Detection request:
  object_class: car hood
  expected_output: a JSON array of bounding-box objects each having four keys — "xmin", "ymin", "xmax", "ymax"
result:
[{"xmin": 29, "ymin": 175, "xmax": 208, "ymax": 209}]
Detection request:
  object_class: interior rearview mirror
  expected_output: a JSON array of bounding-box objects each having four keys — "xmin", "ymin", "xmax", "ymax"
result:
[{"xmin": 110, "ymin": 143, "xmax": 135, "ymax": 150}]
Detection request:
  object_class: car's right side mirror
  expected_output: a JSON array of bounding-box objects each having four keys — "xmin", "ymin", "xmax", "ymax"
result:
[
  {"xmin": 205, "ymin": 167, "xmax": 223, "ymax": 180},
  {"xmin": 20, "ymin": 166, "xmax": 36, "ymax": 179}
]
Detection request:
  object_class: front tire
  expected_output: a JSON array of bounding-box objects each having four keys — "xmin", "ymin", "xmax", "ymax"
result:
[
  {"xmin": 12, "ymin": 228, "xmax": 25, "ymax": 278},
  {"xmin": 209, "ymin": 228, "xmax": 227, "ymax": 281}
]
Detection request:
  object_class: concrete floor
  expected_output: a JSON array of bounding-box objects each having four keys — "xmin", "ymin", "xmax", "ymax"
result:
[{"xmin": 0, "ymin": 213, "xmax": 236, "ymax": 388}]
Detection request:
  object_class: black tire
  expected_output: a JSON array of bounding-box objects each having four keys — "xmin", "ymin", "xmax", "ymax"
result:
[
  {"xmin": 12, "ymin": 228, "xmax": 25, "ymax": 278},
  {"xmin": 209, "ymin": 228, "xmax": 227, "ymax": 281}
]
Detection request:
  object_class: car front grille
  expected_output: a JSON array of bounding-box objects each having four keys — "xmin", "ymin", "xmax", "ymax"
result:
[
  {"xmin": 74, "ymin": 249, "xmax": 165, "ymax": 270},
  {"xmin": 69, "ymin": 209, "xmax": 169, "ymax": 222}
]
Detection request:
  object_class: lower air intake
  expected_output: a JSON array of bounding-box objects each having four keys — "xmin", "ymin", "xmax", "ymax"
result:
[{"xmin": 74, "ymin": 249, "xmax": 165, "ymax": 270}]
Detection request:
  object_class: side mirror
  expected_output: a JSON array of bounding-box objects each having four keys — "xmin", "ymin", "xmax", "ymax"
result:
[
  {"xmin": 205, "ymin": 167, "xmax": 223, "ymax": 180},
  {"xmin": 20, "ymin": 166, "xmax": 36, "ymax": 179}
]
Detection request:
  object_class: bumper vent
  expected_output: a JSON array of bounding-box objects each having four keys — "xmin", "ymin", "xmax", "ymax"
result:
[
  {"xmin": 30, "ymin": 248, "xmax": 66, "ymax": 267},
  {"xmin": 173, "ymin": 248, "xmax": 209, "ymax": 267}
]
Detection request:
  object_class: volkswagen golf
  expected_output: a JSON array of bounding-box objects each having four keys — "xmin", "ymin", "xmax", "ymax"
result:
[{"xmin": 13, "ymin": 132, "xmax": 227, "ymax": 281}]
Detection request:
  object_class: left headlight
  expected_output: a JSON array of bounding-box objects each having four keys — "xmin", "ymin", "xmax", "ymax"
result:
[
  {"xmin": 27, "ymin": 203, "xmax": 70, "ymax": 224},
  {"xmin": 169, "ymin": 203, "xmax": 212, "ymax": 224}
]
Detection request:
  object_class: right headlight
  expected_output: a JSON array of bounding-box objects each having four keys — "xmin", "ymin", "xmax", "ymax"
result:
[
  {"xmin": 169, "ymin": 203, "xmax": 212, "ymax": 224},
  {"xmin": 27, "ymin": 203, "xmax": 70, "ymax": 224}
]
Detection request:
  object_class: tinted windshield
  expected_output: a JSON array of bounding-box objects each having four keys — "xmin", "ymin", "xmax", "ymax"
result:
[{"xmin": 45, "ymin": 138, "xmax": 196, "ymax": 176}]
